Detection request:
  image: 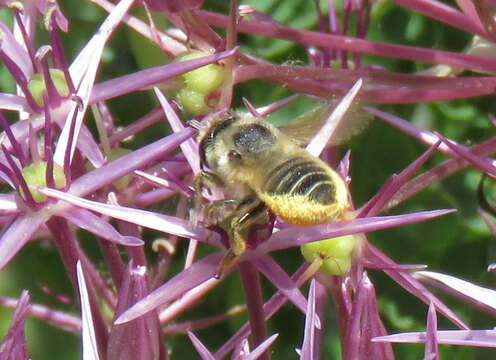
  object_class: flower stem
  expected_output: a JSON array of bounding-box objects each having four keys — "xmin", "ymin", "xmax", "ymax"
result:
[{"xmin": 239, "ymin": 261, "xmax": 270, "ymax": 360}]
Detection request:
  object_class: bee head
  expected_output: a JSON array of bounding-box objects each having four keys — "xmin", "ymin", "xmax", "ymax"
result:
[{"xmin": 198, "ymin": 113, "xmax": 276, "ymax": 174}]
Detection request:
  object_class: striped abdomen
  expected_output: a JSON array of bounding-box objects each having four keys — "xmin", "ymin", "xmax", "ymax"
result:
[
  {"xmin": 255, "ymin": 156, "xmax": 348, "ymax": 225},
  {"xmin": 263, "ymin": 157, "xmax": 336, "ymax": 204}
]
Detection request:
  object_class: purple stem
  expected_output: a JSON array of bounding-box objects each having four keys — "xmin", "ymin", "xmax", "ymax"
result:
[
  {"xmin": 238, "ymin": 261, "xmax": 270, "ymax": 360},
  {"xmin": 0, "ymin": 49, "xmax": 41, "ymax": 112},
  {"xmin": 0, "ymin": 296, "xmax": 81, "ymax": 333},
  {"xmin": 313, "ymin": 0, "xmax": 331, "ymax": 66},
  {"xmin": 0, "ymin": 113, "xmax": 27, "ymax": 167},
  {"xmin": 1, "ymin": 145, "xmax": 36, "ymax": 209},
  {"xmin": 390, "ymin": 0, "xmax": 488, "ymax": 37},
  {"xmin": 40, "ymin": 56, "xmax": 62, "ymax": 107},
  {"xmin": 216, "ymin": 263, "xmax": 311, "ymax": 358},
  {"xmin": 108, "ymin": 107, "xmax": 164, "ymax": 145},
  {"xmin": 199, "ymin": 10, "xmax": 496, "ymax": 72},
  {"xmin": 49, "ymin": 26, "xmax": 76, "ymax": 93},
  {"xmin": 98, "ymin": 240, "xmax": 126, "ymax": 290},
  {"xmin": 325, "ymin": 276, "xmax": 352, "ymax": 355}
]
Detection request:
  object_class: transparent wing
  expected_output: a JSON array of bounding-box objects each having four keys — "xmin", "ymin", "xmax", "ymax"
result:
[{"xmin": 277, "ymin": 100, "xmax": 372, "ymax": 147}]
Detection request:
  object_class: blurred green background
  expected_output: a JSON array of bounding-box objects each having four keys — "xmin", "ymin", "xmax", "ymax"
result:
[{"xmin": 1, "ymin": 0, "xmax": 495, "ymax": 359}]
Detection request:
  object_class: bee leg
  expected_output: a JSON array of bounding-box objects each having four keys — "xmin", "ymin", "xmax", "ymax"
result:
[
  {"xmin": 192, "ymin": 171, "xmax": 225, "ymax": 224},
  {"xmin": 216, "ymin": 200, "xmax": 268, "ymax": 279},
  {"xmin": 193, "ymin": 170, "xmax": 224, "ymax": 197},
  {"xmin": 204, "ymin": 199, "xmax": 240, "ymax": 226}
]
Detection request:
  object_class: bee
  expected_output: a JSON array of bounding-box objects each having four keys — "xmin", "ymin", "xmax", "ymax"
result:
[{"xmin": 195, "ymin": 111, "xmax": 351, "ymax": 277}]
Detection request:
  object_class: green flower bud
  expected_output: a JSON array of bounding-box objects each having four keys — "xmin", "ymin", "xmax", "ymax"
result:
[
  {"xmin": 21, "ymin": 161, "xmax": 67, "ymax": 202},
  {"xmin": 175, "ymin": 51, "xmax": 225, "ymax": 94},
  {"xmin": 321, "ymin": 256, "xmax": 352, "ymax": 276},
  {"xmin": 300, "ymin": 235, "xmax": 357, "ymax": 275},
  {"xmin": 175, "ymin": 87, "xmax": 213, "ymax": 116},
  {"xmin": 301, "ymin": 235, "xmax": 356, "ymax": 260},
  {"xmin": 28, "ymin": 69, "xmax": 70, "ymax": 107}
]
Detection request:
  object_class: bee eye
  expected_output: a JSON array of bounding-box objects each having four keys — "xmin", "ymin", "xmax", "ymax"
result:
[{"xmin": 228, "ymin": 150, "xmax": 241, "ymax": 162}]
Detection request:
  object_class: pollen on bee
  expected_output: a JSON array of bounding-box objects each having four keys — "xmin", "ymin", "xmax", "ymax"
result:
[{"xmin": 258, "ymin": 193, "xmax": 349, "ymax": 225}]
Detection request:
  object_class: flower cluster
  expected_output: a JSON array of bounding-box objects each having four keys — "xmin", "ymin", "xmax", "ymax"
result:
[{"xmin": 1, "ymin": 1, "xmax": 496, "ymax": 359}]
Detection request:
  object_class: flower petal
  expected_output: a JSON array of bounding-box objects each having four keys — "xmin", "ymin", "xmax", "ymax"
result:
[
  {"xmin": 54, "ymin": 0, "xmax": 136, "ymax": 166},
  {"xmin": 154, "ymin": 88, "xmax": 200, "ymax": 174},
  {"xmin": 251, "ymin": 254, "xmax": 319, "ymax": 328},
  {"xmin": 306, "ymin": 78, "xmax": 363, "ymax": 157},
  {"xmin": 299, "ymin": 279, "xmax": 316, "ymax": 360},
  {"xmin": 414, "ymin": 270, "xmax": 496, "ymax": 316},
  {"xmin": 262, "ymin": 209, "xmax": 456, "ymax": 252},
  {"xmin": 59, "ymin": 207, "xmax": 143, "ymax": 246},
  {"xmin": 0, "ymin": 213, "xmax": 48, "ymax": 271},
  {"xmin": 77, "ymin": 261, "xmax": 100, "ymax": 360},
  {"xmin": 38, "ymin": 186, "xmax": 212, "ymax": 244},
  {"xmin": 245, "ymin": 333, "xmax": 279, "ymax": 360},
  {"xmin": 374, "ymin": 329, "xmax": 496, "ymax": 348},
  {"xmin": 0, "ymin": 290, "xmax": 30, "ymax": 360},
  {"xmin": 188, "ymin": 332, "xmax": 216, "ymax": 360},
  {"xmin": 115, "ymin": 252, "xmax": 222, "ymax": 324}
]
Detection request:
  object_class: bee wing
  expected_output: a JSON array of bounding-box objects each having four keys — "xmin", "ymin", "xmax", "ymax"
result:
[{"xmin": 277, "ymin": 101, "xmax": 372, "ymax": 147}]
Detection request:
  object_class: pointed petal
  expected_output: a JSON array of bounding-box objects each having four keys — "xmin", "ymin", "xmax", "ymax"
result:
[
  {"xmin": 374, "ymin": 329, "xmax": 496, "ymax": 348},
  {"xmin": 0, "ymin": 290, "xmax": 30, "ymax": 360},
  {"xmin": 0, "ymin": 213, "xmax": 47, "ymax": 271},
  {"xmin": 115, "ymin": 252, "xmax": 222, "ymax": 324},
  {"xmin": 154, "ymin": 88, "xmax": 200, "ymax": 174},
  {"xmin": 262, "ymin": 209, "xmax": 456, "ymax": 252},
  {"xmin": 0, "ymin": 194, "xmax": 20, "ymax": 214},
  {"xmin": 365, "ymin": 244, "xmax": 468, "ymax": 329},
  {"xmin": 0, "ymin": 296, "xmax": 81, "ymax": 333},
  {"xmin": 0, "ymin": 93, "xmax": 29, "ymax": 112},
  {"xmin": 108, "ymin": 265, "xmax": 160, "ymax": 360},
  {"xmin": 38, "ymin": 187, "xmax": 211, "ymax": 243},
  {"xmin": 245, "ymin": 334, "xmax": 279, "ymax": 360},
  {"xmin": 55, "ymin": 0, "xmax": 136, "ymax": 166},
  {"xmin": 91, "ymin": 48, "xmax": 238, "ymax": 103},
  {"xmin": 252, "ymin": 255, "xmax": 319, "ymax": 328},
  {"xmin": 424, "ymin": 302, "xmax": 439, "ymax": 360},
  {"xmin": 359, "ymin": 140, "xmax": 441, "ymax": 217},
  {"xmin": 77, "ymin": 261, "xmax": 100, "ymax": 360},
  {"xmin": 134, "ymin": 169, "xmax": 193, "ymax": 197},
  {"xmin": 306, "ymin": 78, "xmax": 363, "ymax": 157},
  {"xmin": 75, "ymin": 125, "xmax": 106, "ymax": 168},
  {"xmin": 414, "ymin": 271, "xmax": 496, "ymax": 316},
  {"xmin": 70, "ymin": 127, "xmax": 195, "ymax": 197},
  {"xmin": 441, "ymin": 135, "xmax": 496, "ymax": 177},
  {"xmin": 361, "ymin": 274, "xmax": 395, "ymax": 360},
  {"xmin": 188, "ymin": 332, "xmax": 216, "ymax": 360},
  {"xmin": 59, "ymin": 207, "xmax": 143, "ymax": 246},
  {"xmin": 215, "ymin": 264, "xmax": 311, "ymax": 359},
  {"xmin": 0, "ymin": 23, "xmax": 32, "ymax": 77},
  {"xmin": 300, "ymin": 279, "xmax": 316, "ymax": 360}
]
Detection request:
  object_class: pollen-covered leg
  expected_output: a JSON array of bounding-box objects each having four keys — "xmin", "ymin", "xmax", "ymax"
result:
[{"xmin": 215, "ymin": 199, "xmax": 268, "ymax": 278}]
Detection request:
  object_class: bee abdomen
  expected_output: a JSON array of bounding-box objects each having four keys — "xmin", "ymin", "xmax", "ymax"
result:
[{"xmin": 264, "ymin": 158, "xmax": 336, "ymax": 204}]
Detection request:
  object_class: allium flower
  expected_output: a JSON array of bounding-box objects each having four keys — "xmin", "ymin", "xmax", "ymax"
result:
[{"xmin": 1, "ymin": 1, "xmax": 496, "ymax": 359}]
